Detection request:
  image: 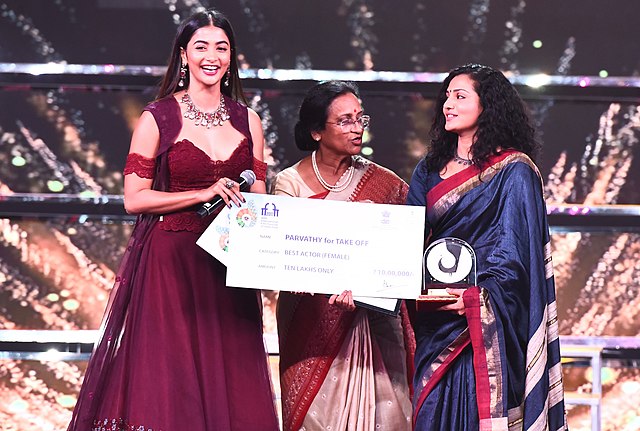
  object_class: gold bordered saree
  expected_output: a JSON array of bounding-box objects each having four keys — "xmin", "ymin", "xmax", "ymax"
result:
[
  {"xmin": 273, "ymin": 157, "xmax": 416, "ymax": 431},
  {"xmin": 406, "ymin": 151, "xmax": 567, "ymax": 431}
]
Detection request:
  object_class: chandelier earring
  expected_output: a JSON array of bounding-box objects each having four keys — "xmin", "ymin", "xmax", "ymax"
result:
[
  {"xmin": 224, "ymin": 69, "xmax": 230, "ymax": 87},
  {"xmin": 178, "ymin": 63, "xmax": 187, "ymax": 87}
]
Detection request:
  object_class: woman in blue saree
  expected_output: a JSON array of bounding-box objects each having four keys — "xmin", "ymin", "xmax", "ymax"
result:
[{"xmin": 407, "ymin": 64, "xmax": 567, "ymax": 430}]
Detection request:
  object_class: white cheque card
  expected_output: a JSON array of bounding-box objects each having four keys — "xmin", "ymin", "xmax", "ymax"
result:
[
  {"xmin": 197, "ymin": 206, "xmax": 232, "ymax": 267},
  {"xmin": 221, "ymin": 193, "xmax": 424, "ymax": 299}
]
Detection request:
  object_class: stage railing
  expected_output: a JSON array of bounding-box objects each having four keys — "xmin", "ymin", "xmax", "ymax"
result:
[
  {"xmin": 2, "ymin": 62, "xmax": 640, "ymax": 103},
  {"xmin": 2, "ymin": 194, "xmax": 640, "ymax": 231},
  {"xmin": 0, "ymin": 329, "xmax": 280, "ymax": 360}
]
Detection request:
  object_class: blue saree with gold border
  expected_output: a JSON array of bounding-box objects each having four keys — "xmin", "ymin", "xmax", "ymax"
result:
[{"xmin": 407, "ymin": 151, "xmax": 567, "ymax": 431}]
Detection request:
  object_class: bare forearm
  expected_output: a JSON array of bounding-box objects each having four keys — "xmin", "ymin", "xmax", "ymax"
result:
[{"xmin": 124, "ymin": 188, "xmax": 210, "ymax": 215}]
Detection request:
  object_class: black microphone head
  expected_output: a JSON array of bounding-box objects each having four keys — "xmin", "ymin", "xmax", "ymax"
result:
[{"xmin": 240, "ymin": 170, "xmax": 256, "ymax": 186}]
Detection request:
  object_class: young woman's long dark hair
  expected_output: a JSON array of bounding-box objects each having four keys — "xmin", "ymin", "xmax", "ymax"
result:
[
  {"xmin": 157, "ymin": 9, "xmax": 247, "ymax": 103},
  {"xmin": 425, "ymin": 64, "xmax": 539, "ymax": 172}
]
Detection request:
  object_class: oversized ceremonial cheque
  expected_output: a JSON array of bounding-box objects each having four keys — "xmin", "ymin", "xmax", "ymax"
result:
[{"xmin": 197, "ymin": 193, "xmax": 425, "ymax": 299}]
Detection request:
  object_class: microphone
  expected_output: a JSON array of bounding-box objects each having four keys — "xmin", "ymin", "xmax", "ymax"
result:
[{"xmin": 197, "ymin": 170, "xmax": 256, "ymax": 217}]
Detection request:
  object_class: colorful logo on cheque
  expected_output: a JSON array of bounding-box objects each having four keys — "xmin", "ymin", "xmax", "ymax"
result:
[
  {"xmin": 216, "ymin": 225, "xmax": 229, "ymax": 252},
  {"xmin": 236, "ymin": 201, "xmax": 257, "ymax": 228}
]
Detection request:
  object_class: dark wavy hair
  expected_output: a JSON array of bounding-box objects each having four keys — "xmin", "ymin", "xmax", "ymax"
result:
[
  {"xmin": 157, "ymin": 9, "xmax": 246, "ymax": 103},
  {"xmin": 425, "ymin": 64, "xmax": 539, "ymax": 172},
  {"xmin": 294, "ymin": 80, "xmax": 360, "ymax": 151}
]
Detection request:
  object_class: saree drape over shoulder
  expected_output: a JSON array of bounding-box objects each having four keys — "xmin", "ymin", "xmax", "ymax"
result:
[
  {"xmin": 273, "ymin": 157, "xmax": 416, "ymax": 431},
  {"xmin": 406, "ymin": 151, "xmax": 567, "ymax": 431}
]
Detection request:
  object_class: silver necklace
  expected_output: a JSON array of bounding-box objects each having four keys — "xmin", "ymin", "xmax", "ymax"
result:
[
  {"xmin": 453, "ymin": 154, "xmax": 473, "ymax": 166},
  {"xmin": 181, "ymin": 93, "xmax": 230, "ymax": 128},
  {"xmin": 311, "ymin": 151, "xmax": 355, "ymax": 192}
]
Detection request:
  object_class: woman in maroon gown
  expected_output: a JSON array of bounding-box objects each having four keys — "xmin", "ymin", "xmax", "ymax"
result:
[{"xmin": 68, "ymin": 9, "xmax": 279, "ymax": 431}]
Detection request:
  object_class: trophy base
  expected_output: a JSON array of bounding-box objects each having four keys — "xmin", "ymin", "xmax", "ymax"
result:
[
  {"xmin": 415, "ymin": 293, "xmax": 457, "ymax": 311},
  {"xmin": 415, "ymin": 285, "xmax": 473, "ymax": 311},
  {"xmin": 424, "ymin": 288, "xmax": 458, "ymax": 298}
]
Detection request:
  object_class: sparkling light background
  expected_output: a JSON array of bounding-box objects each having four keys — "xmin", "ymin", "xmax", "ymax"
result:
[{"xmin": 1, "ymin": 1, "xmax": 639, "ymax": 430}]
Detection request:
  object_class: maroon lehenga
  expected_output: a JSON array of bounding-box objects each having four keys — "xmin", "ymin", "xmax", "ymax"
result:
[{"xmin": 68, "ymin": 96, "xmax": 279, "ymax": 431}]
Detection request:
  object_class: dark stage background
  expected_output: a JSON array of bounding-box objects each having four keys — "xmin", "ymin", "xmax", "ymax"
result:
[{"xmin": 0, "ymin": 1, "xmax": 639, "ymax": 430}]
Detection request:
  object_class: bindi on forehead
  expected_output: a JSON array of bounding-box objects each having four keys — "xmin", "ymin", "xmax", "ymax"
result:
[
  {"xmin": 335, "ymin": 108, "xmax": 362, "ymax": 119},
  {"xmin": 329, "ymin": 94, "xmax": 362, "ymax": 117}
]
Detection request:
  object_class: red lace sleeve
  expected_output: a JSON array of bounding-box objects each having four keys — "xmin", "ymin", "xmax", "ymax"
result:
[
  {"xmin": 123, "ymin": 153, "xmax": 156, "ymax": 179},
  {"xmin": 252, "ymin": 157, "xmax": 267, "ymax": 181}
]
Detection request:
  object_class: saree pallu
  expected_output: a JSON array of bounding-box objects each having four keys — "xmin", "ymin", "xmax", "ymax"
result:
[
  {"xmin": 409, "ymin": 151, "xmax": 567, "ymax": 431},
  {"xmin": 274, "ymin": 157, "xmax": 416, "ymax": 431}
]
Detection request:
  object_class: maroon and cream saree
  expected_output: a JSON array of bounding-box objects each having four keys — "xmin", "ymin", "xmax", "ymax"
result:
[{"xmin": 273, "ymin": 156, "xmax": 415, "ymax": 431}]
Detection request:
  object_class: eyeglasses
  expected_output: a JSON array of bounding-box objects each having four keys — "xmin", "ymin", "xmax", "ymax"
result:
[{"xmin": 326, "ymin": 115, "xmax": 371, "ymax": 131}]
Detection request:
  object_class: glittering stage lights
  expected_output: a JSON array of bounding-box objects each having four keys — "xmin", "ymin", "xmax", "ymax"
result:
[{"xmin": 0, "ymin": 1, "xmax": 639, "ymax": 429}]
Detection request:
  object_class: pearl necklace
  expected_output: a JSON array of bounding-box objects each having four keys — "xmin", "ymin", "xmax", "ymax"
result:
[
  {"xmin": 181, "ymin": 93, "xmax": 230, "ymax": 128},
  {"xmin": 311, "ymin": 151, "xmax": 355, "ymax": 192},
  {"xmin": 453, "ymin": 154, "xmax": 473, "ymax": 166}
]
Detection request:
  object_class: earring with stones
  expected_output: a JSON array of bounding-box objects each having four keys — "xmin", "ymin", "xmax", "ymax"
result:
[{"xmin": 178, "ymin": 63, "xmax": 187, "ymax": 87}]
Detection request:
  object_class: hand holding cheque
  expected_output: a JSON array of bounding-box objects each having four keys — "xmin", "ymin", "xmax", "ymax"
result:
[{"xmin": 197, "ymin": 193, "xmax": 425, "ymax": 303}]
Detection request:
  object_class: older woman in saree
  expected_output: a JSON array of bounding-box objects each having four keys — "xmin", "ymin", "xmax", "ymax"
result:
[{"xmin": 273, "ymin": 80, "xmax": 415, "ymax": 431}]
